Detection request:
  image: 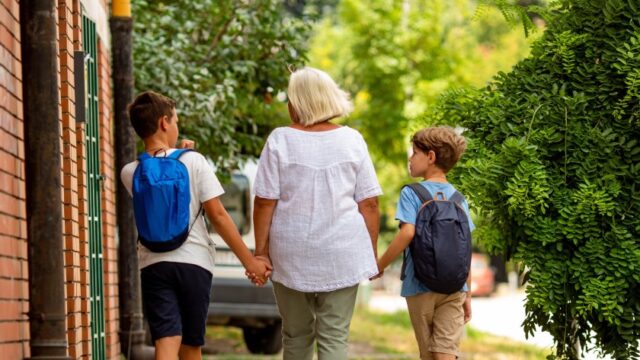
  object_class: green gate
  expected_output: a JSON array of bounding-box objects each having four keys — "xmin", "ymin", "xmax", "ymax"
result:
[{"xmin": 82, "ymin": 14, "xmax": 107, "ymax": 360}]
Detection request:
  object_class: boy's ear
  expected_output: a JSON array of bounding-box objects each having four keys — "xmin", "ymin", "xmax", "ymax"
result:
[
  {"xmin": 158, "ymin": 115, "xmax": 168, "ymax": 131},
  {"xmin": 428, "ymin": 150, "xmax": 437, "ymax": 163}
]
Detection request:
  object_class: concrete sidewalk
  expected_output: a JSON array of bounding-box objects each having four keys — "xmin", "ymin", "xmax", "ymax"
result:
[{"xmin": 367, "ymin": 288, "xmax": 612, "ymax": 360}]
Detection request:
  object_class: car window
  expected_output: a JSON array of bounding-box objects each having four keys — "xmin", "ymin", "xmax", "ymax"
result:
[{"xmin": 212, "ymin": 174, "xmax": 251, "ymax": 235}]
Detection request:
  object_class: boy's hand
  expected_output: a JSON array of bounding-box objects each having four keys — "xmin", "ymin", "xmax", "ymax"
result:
[
  {"xmin": 463, "ymin": 294, "xmax": 472, "ymax": 323},
  {"xmin": 178, "ymin": 139, "xmax": 195, "ymax": 149}
]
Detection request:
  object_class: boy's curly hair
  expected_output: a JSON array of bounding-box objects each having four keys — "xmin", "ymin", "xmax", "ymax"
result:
[{"xmin": 411, "ymin": 126, "xmax": 467, "ymax": 172}]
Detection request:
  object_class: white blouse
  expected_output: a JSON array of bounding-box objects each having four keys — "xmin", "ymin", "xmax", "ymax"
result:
[{"xmin": 254, "ymin": 126, "xmax": 382, "ymax": 292}]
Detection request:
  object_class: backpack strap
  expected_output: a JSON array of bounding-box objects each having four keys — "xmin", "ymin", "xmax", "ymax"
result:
[
  {"xmin": 137, "ymin": 148, "xmax": 193, "ymax": 161},
  {"xmin": 399, "ymin": 183, "xmax": 433, "ymax": 281},
  {"xmin": 168, "ymin": 148, "xmax": 192, "ymax": 159},
  {"xmin": 400, "ymin": 249, "xmax": 408, "ymax": 281},
  {"xmin": 170, "ymin": 149, "xmax": 203, "ymax": 227},
  {"xmin": 405, "ymin": 183, "xmax": 433, "ymax": 204},
  {"xmin": 449, "ymin": 191, "xmax": 465, "ymax": 205}
]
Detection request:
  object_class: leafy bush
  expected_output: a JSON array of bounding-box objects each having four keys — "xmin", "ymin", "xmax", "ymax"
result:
[
  {"xmin": 429, "ymin": 0, "xmax": 640, "ymax": 358},
  {"xmin": 133, "ymin": 0, "xmax": 310, "ymax": 170}
]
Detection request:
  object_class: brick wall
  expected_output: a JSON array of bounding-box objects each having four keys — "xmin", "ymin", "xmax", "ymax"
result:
[
  {"xmin": 1, "ymin": 1, "xmax": 120, "ymax": 357},
  {"xmin": 59, "ymin": 0, "xmax": 120, "ymax": 358},
  {"xmin": 57, "ymin": 0, "xmax": 92, "ymax": 358},
  {"xmin": 97, "ymin": 40, "xmax": 120, "ymax": 360},
  {"xmin": 0, "ymin": 0, "xmax": 29, "ymax": 358}
]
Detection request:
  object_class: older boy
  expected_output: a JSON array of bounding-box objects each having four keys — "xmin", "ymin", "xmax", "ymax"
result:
[
  {"xmin": 374, "ymin": 126, "xmax": 474, "ymax": 360},
  {"xmin": 120, "ymin": 91, "xmax": 270, "ymax": 360}
]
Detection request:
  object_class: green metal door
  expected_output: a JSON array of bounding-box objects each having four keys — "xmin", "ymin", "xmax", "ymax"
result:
[{"xmin": 82, "ymin": 14, "xmax": 107, "ymax": 360}]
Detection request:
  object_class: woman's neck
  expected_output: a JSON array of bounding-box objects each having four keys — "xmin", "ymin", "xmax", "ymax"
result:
[{"xmin": 290, "ymin": 121, "xmax": 340, "ymax": 132}]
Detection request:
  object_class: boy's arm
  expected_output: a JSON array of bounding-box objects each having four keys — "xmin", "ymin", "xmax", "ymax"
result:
[
  {"xmin": 464, "ymin": 264, "xmax": 472, "ymax": 323},
  {"xmin": 253, "ymin": 196, "xmax": 277, "ymax": 258},
  {"xmin": 377, "ymin": 223, "xmax": 415, "ymax": 271},
  {"xmin": 357, "ymin": 196, "xmax": 380, "ymax": 258},
  {"xmin": 203, "ymin": 197, "xmax": 270, "ymax": 283}
]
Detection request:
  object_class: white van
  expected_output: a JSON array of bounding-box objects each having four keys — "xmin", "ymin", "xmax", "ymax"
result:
[{"xmin": 207, "ymin": 161, "xmax": 282, "ymax": 354}]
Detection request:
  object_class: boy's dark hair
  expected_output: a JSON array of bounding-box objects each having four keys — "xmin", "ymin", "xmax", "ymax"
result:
[
  {"xmin": 128, "ymin": 91, "xmax": 176, "ymax": 139},
  {"xmin": 412, "ymin": 126, "xmax": 467, "ymax": 172}
]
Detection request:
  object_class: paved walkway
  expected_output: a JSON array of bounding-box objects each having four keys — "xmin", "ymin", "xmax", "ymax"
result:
[{"xmin": 368, "ymin": 288, "xmax": 612, "ymax": 360}]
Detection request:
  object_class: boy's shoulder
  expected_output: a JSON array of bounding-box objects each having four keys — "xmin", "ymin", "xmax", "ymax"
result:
[
  {"xmin": 400, "ymin": 182, "xmax": 468, "ymax": 204},
  {"xmin": 120, "ymin": 150, "xmax": 208, "ymax": 180}
]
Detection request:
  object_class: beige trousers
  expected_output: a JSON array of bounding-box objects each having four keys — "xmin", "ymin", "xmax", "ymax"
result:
[{"xmin": 406, "ymin": 291, "xmax": 467, "ymax": 360}]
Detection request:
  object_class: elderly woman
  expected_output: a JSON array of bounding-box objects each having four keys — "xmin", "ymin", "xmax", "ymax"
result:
[{"xmin": 251, "ymin": 67, "xmax": 382, "ymax": 360}]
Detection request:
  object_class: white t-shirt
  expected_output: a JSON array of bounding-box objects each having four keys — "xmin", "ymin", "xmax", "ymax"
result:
[
  {"xmin": 254, "ymin": 126, "xmax": 382, "ymax": 292},
  {"xmin": 120, "ymin": 149, "xmax": 224, "ymax": 274}
]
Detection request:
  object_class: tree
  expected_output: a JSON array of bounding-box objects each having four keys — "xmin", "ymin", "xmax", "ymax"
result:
[
  {"xmin": 308, "ymin": 0, "xmax": 533, "ymax": 215},
  {"xmin": 430, "ymin": 0, "xmax": 640, "ymax": 358},
  {"xmin": 132, "ymin": 0, "xmax": 311, "ymax": 170}
]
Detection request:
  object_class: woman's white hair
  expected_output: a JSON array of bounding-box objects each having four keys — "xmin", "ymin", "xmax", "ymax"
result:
[{"xmin": 287, "ymin": 67, "xmax": 353, "ymax": 126}]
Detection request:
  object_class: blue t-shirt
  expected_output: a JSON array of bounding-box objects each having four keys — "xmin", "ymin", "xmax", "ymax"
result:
[{"xmin": 395, "ymin": 181, "xmax": 475, "ymax": 297}]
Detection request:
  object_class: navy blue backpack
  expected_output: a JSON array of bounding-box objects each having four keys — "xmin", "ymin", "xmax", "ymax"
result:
[
  {"xmin": 401, "ymin": 183, "xmax": 472, "ymax": 294},
  {"xmin": 132, "ymin": 149, "xmax": 198, "ymax": 252}
]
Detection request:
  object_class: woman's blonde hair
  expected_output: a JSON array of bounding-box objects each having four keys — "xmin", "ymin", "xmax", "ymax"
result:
[
  {"xmin": 412, "ymin": 126, "xmax": 467, "ymax": 172},
  {"xmin": 287, "ymin": 67, "xmax": 353, "ymax": 126}
]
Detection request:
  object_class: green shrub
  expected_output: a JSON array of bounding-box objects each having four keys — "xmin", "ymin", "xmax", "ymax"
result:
[{"xmin": 429, "ymin": 1, "xmax": 640, "ymax": 358}]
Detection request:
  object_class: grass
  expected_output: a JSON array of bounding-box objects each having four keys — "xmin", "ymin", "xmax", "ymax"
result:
[{"xmin": 203, "ymin": 306, "xmax": 552, "ymax": 359}]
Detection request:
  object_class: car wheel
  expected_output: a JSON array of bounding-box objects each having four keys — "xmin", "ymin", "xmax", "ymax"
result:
[{"xmin": 242, "ymin": 321, "xmax": 282, "ymax": 355}]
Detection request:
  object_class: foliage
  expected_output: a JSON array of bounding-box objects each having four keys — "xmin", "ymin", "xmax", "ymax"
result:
[
  {"xmin": 132, "ymin": 0, "xmax": 310, "ymax": 170},
  {"xmin": 308, "ymin": 0, "xmax": 534, "ymax": 221},
  {"xmin": 429, "ymin": 0, "xmax": 640, "ymax": 358}
]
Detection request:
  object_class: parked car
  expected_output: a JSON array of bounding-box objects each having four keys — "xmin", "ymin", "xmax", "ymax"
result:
[
  {"xmin": 207, "ymin": 161, "xmax": 282, "ymax": 355},
  {"xmin": 470, "ymin": 252, "xmax": 495, "ymax": 297}
]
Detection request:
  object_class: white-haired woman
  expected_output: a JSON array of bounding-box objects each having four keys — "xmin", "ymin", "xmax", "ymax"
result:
[{"xmin": 251, "ymin": 67, "xmax": 382, "ymax": 359}]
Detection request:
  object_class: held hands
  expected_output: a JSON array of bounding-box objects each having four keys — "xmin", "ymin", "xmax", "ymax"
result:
[
  {"xmin": 369, "ymin": 262, "xmax": 384, "ymax": 281},
  {"xmin": 245, "ymin": 255, "xmax": 272, "ymax": 287}
]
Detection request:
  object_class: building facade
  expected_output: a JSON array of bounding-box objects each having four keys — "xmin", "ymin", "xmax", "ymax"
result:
[{"xmin": 0, "ymin": 0, "xmax": 120, "ymax": 358}]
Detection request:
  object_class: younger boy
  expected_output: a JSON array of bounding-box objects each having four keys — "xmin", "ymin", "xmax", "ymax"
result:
[
  {"xmin": 120, "ymin": 91, "xmax": 270, "ymax": 360},
  {"xmin": 375, "ymin": 126, "xmax": 474, "ymax": 360}
]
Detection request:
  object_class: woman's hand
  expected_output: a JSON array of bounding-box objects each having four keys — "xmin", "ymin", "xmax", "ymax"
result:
[{"xmin": 369, "ymin": 262, "xmax": 384, "ymax": 280}]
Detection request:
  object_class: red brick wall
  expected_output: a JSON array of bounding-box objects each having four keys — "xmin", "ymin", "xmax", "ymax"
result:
[
  {"xmin": 97, "ymin": 39, "xmax": 120, "ymax": 360},
  {"xmin": 59, "ymin": 0, "xmax": 120, "ymax": 358},
  {"xmin": 57, "ymin": 0, "xmax": 92, "ymax": 358},
  {"xmin": 0, "ymin": 0, "xmax": 29, "ymax": 358},
  {"xmin": 1, "ymin": 1, "xmax": 120, "ymax": 357}
]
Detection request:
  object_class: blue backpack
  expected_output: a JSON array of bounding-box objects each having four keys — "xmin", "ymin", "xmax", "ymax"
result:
[
  {"xmin": 132, "ymin": 149, "xmax": 198, "ymax": 252},
  {"xmin": 401, "ymin": 183, "xmax": 472, "ymax": 294}
]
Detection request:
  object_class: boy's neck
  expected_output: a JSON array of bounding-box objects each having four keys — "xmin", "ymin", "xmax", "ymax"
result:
[
  {"xmin": 422, "ymin": 168, "xmax": 448, "ymax": 183},
  {"xmin": 143, "ymin": 138, "xmax": 173, "ymax": 154}
]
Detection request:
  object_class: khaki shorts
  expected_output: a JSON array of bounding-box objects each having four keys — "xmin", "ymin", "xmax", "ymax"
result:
[{"xmin": 406, "ymin": 291, "xmax": 467, "ymax": 359}]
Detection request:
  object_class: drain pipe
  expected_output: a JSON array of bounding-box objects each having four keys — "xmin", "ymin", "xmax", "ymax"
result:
[
  {"xmin": 20, "ymin": 0, "xmax": 70, "ymax": 359},
  {"xmin": 111, "ymin": 1, "xmax": 154, "ymax": 358}
]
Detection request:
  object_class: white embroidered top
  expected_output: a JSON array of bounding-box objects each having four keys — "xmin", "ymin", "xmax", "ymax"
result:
[{"xmin": 254, "ymin": 126, "xmax": 382, "ymax": 292}]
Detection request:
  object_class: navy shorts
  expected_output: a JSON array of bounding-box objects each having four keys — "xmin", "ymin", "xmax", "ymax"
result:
[{"xmin": 141, "ymin": 262, "xmax": 213, "ymax": 346}]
